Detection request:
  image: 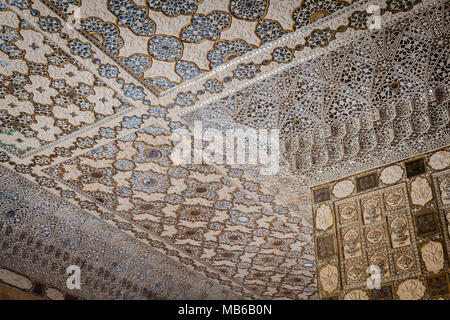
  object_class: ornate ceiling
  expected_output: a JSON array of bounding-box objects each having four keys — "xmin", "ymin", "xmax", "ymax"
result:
[
  {"xmin": 39, "ymin": 0, "xmax": 358, "ymax": 95},
  {"xmin": 0, "ymin": 0, "xmax": 448, "ymax": 300},
  {"xmin": 187, "ymin": 0, "xmax": 449, "ymax": 185}
]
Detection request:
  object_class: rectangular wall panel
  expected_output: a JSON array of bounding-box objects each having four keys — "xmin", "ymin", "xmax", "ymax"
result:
[{"xmin": 311, "ymin": 147, "xmax": 450, "ymax": 300}]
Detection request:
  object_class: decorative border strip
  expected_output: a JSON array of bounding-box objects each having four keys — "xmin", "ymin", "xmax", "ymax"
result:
[{"xmin": 23, "ymin": 105, "xmax": 137, "ymax": 158}]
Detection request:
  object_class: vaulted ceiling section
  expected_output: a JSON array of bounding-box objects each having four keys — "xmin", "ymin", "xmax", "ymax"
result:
[{"xmin": 0, "ymin": 0, "xmax": 448, "ymax": 299}]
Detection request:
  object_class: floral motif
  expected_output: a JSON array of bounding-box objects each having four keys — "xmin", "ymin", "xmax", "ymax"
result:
[
  {"xmin": 385, "ymin": 191, "xmax": 404, "ymax": 209},
  {"xmin": 88, "ymin": 87, "xmax": 121, "ymax": 115},
  {"xmin": 366, "ymin": 226, "xmax": 384, "ymax": 244},
  {"xmin": 133, "ymin": 142, "xmax": 173, "ymax": 167},
  {"xmin": 52, "ymin": 104, "xmax": 95, "ymax": 126},
  {"xmin": 380, "ymin": 165, "xmax": 404, "ymax": 184},
  {"xmin": 109, "ymin": 0, "xmax": 155, "ymax": 36},
  {"xmin": 120, "ymin": 54, "xmax": 152, "ymax": 76},
  {"xmin": 129, "ymin": 170, "xmax": 170, "ymax": 194},
  {"xmin": 229, "ymin": 0, "xmax": 268, "ymax": 21},
  {"xmin": 68, "ymin": 39, "xmax": 92, "ymax": 59},
  {"xmin": 183, "ymin": 178, "xmax": 221, "ymax": 201},
  {"xmin": 177, "ymin": 204, "xmax": 215, "ymax": 222},
  {"xmin": 38, "ymin": 16, "xmax": 61, "ymax": 33},
  {"xmin": 98, "ymin": 64, "xmax": 119, "ymax": 78},
  {"xmin": 175, "ymin": 91, "xmax": 197, "ymax": 107},
  {"xmin": 0, "ymin": 131, "xmax": 40, "ymax": 152},
  {"xmin": 232, "ymin": 63, "xmax": 260, "ymax": 80},
  {"xmin": 397, "ymin": 279, "xmax": 426, "ymax": 300},
  {"xmin": 315, "ymin": 204, "xmax": 333, "ymax": 231},
  {"xmin": 344, "ymin": 289, "xmax": 369, "ymax": 300},
  {"xmin": 428, "ymin": 151, "xmax": 450, "ymax": 170},
  {"xmin": 410, "ymin": 176, "xmax": 433, "ymax": 207},
  {"xmin": 339, "ymin": 203, "xmax": 356, "ymax": 221},
  {"xmin": 256, "ymin": 19, "xmax": 287, "ymax": 45},
  {"xmin": 305, "ymin": 28, "xmax": 334, "ymax": 49},
  {"xmin": 81, "ymin": 18, "xmax": 124, "ymax": 55},
  {"xmin": 420, "ymin": 241, "xmax": 444, "ymax": 274},
  {"xmin": 390, "ymin": 216, "xmax": 411, "ymax": 248},
  {"xmin": 396, "ymin": 254, "xmax": 415, "ymax": 272},
  {"xmin": 147, "ymin": 0, "xmax": 201, "ymax": 17},
  {"xmin": 207, "ymin": 39, "xmax": 256, "ymax": 69},
  {"xmin": 348, "ymin": 10, "xmax": 369, "ymax": 30},
  {"xmin": 175, "ymin": 60, "xmax": 205, "ymax": 82},
  {"xmin": 362, "ymin": 197, "xmax": 382, "ymax": 224},
  {"xmin": 204, "ymin": 79, "xmax": 223, "ymax": 93},
  {"xmin": 272, "ymin": 47, "xmax": 293, "ymax": 64},
  {"xmin": 145, "ymin": 77, "xmax": 177, "ymax": 92},
  {"xmin": 387, "ymin": 0, "xmax": 421, "ymax": 13},
  {"xmin": 122, "ymin": 83, "xmax": 145, "ymax": 100},
  {"xmin": 346, "ymin": 264, "xmax": 365, "ymax": 282},
  {"xmin": 120, "ymin": 115, "xmax": 143, "ymax": 129},
  {"xmin": 319, "ymin": 264, "xmax": 338, "ymax": 294},
  {"xmin": 292, "ymin": 0, "xmax": 347, "ymax": 30},
  {"xmin": 332, "ymin": 180, "xmax": 354, "ymax": 198},
  {"xmin": 439, "ymin": 177, "xmax": 450, "ymax": 205},
  {"xmin": 30, "ymin": 115, "xmax": 62, "ymax": 142},
  {"xmin": 148, "ymin": 35, "xmax": 183, "ymax": 62},
  {"xmin": 343, "ymin": 229, "xmax": 361, "ymax": 259},
  {"xmin": 181, "ymin": 11, "xmax": 231, "ymax": 43}
]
